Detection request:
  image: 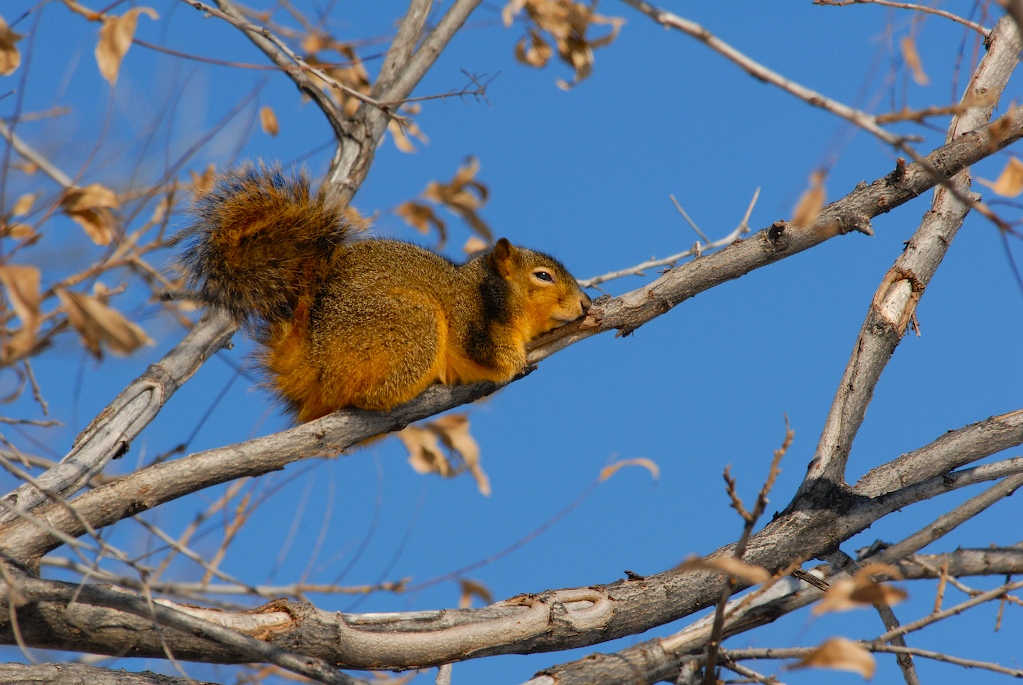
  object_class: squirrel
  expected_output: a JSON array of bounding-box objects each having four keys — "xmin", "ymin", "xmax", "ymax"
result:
[{"xmin": 177, "ymin": 164, "xmax": 592, "ymax": 424}]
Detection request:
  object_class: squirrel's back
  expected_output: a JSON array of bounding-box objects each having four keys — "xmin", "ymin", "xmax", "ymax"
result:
[{"xmin": 178, "ymin": 164, "xmax": 591, "ymax": 423}]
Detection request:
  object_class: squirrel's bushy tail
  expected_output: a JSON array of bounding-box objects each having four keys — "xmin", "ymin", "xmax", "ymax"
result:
[{"xmin": 177, "ymin": 163, "xmax": 351, "ymax": 322}]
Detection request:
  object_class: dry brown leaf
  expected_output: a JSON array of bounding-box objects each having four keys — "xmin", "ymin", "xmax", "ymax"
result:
[
  {"xmin": 462, "ymin": 235, "xmax": 489, "ymax": 254},
  {"xmin": 398, "ymin": 425, "xmax": 453, "ymax": 477},
  {"xmin": 677, "ymin": 555, "xmax": 772, "ymax": 584},
  {"xmin": 0, "ymin": 18, "xmax": 23, "ymax": 76},
  {"xmin": 791, "ymin": 169, "xmax": 827, "ymax": 228},
  {"xmin": 814, "ymin": 563, "xmax": 906, "ymax": 615},
  {"xmin": 503, "ymin": 0, "xmax": 528, "ymax": 26},
  {"xmin": 854, "ymin": 562, "xmax": 903, "ymax": 580},
  {"xmin": 260, "ymin": 106, "xmax": 279, "ymax": 136},
  {"xmin": 398, "ymin": 415, "xmax": 490, "ymax": 495},
  {"xmin": 62, "ymin": 183, "xmax": 119, "ymax": 213},
  {"xmin": 0, "ymin": 265, "xmax": 42, "ymax": 357},
  {"xmin": 387, "ymin": 117, "xmax": 428, "ymax": 153},
  {"xmin": 515, "ymin": 28, "xmax": 553, "ymax": 68},
  {"xmin": 395, "ymin": 201, "xmax": 447, "ymax": 247},
  {"xmin": 306, "ymin": 46, "xmax": 370, "ymax": 116},
  {"xmin": 504, "ymin": 0, "xmax": 623, "ymax": 88},
  {"xmin": 56, "ymin": 287, "xmax": 153, "ymax": 358},
  {"xmin": 190, "ymin": 164, "xmax": 217, "ymax": 196},
  {"xmin": 978, "ymin": 157, "xmax": 1023, "ymax": 197},
  {"xmin": 60, "ymin": 0, "xmax": 103, "ymax": 21},
  {"xmin": 599, "ymin": 457, "xmax": 660, "ymax": 482},
  {"xmin": 457, "ymin": 578, "xmax": 493, "ymax": 608},
  {"xmin": 430, "ymin": 414, "xmax": 490, "ymax": 496},
  {"xmin": 422, "ymin": 158, "xmax": 493, "ymax": 243},
  {"xmin": 11, "ymin": 192, "xmax": 37, "ymax": 217},
  {"xmin": 60, "ymin": 183, "xmax": 120, "ymax": 245},
  {"xmin": 95, "ymin": 7, "xmax": 159, "ymax": 85},
  {"xmin": 900, "ymin": 35, "xmax": 929, "ymax": 86},
  {"xmin": 792, "ymin": 637, "xmax": 876, "ymax": 679},
  {"xmin": 301, "ymin": 32, "xmax": 327, "ymax": 55},
  {"xmin": 6, "ymin": 223, "xmax": 34, "ymax": 239}
]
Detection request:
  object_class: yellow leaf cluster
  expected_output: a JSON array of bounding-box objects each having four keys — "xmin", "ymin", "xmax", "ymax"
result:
[
  {"xmin": 398, "ymin": 414, "xmax": 490, "ymax": 496},
  {"xmin": 503, "ymin": 0, "xmax": 623, "ymax": 89},
  {"xmin": 0, "ymin": 17, "xmax": 23, "ymax": 76}
]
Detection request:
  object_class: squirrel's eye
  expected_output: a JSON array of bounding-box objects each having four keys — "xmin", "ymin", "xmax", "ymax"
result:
[{"xmin": 533, "ymin": 270, "xmax": 555, "ymax": 283}]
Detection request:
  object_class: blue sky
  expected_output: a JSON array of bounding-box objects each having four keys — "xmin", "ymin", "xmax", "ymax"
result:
[{"xmin": 3, "ymin": 1, "xmax": 1022, "ymax": 683}]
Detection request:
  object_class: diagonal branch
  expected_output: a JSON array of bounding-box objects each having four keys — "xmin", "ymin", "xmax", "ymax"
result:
[
  {"xmin": 796, "ymin": 13, "xmax": 1022, "ymax": 495},
  {"xmin": 323, "ymin": 0, "xmax": 483, "ymax": 205}
]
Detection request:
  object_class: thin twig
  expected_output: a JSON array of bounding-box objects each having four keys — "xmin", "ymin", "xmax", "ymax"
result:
[
  {"xmin": 702, "ymin": 419, "xmax": 792, "ymax": 685},
  {"xmin": 579, "ymin": 188, "xmax": 758, "ymax": 288},
  {"xmin": 813, "ymin": 0, "xmax": 990, "ymax": 36}
]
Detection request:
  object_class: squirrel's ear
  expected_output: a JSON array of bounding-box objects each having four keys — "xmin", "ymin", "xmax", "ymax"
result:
[{"xmin": 488, "ymin": 237, "xmax": 516, "ymax": 279}]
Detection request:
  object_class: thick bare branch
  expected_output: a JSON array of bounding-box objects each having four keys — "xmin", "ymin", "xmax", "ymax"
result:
[
  {"xmin": 324, "ymin": 0, "xmax": 483, "ymax": 205},
  {"xmin": 1, "ymin": 569, "xmax": 364, "ymax": 685},
  {"xmin": 3, "ymin": 426, "xmax": 1020, "ymax": 671},
  {"xmin": 855, "ymin": 408, "xmax": 1023, "ymax": 497},
  {"xmin": 797, "ymin": 13, "xmax": 1022, "ymax": 495},
  {"xmin": 0, "ymin": 663, "xmax": 217, "ymax": 685}
]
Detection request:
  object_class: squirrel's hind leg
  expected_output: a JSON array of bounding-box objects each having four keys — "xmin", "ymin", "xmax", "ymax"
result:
[{"xmin": 312, "ymin": 289, "xmax": 446, "ymax": 413}]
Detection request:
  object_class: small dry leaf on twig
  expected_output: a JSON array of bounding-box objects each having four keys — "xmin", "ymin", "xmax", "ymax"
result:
[
  {"xmin": 398, "ymin": 413, "xmax": 490, "ymax": 496},
  {"xmin": 503, "ymin": 0, "xmax": 624, "ymax": 89},
  {"xmin": 422, "ymin": 157, "xmax": 492, "ymax": 245},
  {"xmin": 791, "ymin": 170, "xmax": 827, "ymax": 228},
  {"xmin": 899, "ymin": 34, "xmax": 929, "ymax": 86},
  {"xmin": 56, "ymin": 286, "xmax": 153, "ymax": 358},
  {"xmin": 95, "ymin": 7, "xmax": 159, "ymax": 85},
  {"xmin": 791, "ymin": 637, "xmax": 876, "ymax": 679},
  {"xmin": 462, "ymin": 236, "xmax": 489, "ymax": 254},
  {"xmin": 387, "ymin": 108, "xmax": 429, "ymax": 153},
  {"xmin": 515, "ymin": 27, "xmax": 553, "ymax": 67},
  {"xmin": 395, "ymin": 201, "xmax": 447, "ymax": 247},
  {"xmin": 305, "ymin": 44, "xmax": 370, "ymax": 117},
  {"xmin": 0, "ymin": 17, "xmax": 23, "ymax": 76},
  {"xmin": 11, "ymin": 193, "xmax": 38, "ymax": 217},
  {"xmin": 60, "ymin": 183, "xmax": 120, "ymax": 245},
  {"xmin": 190, "ymin": 165, "xmax": 217, "ymax": 196},
  {"xmin": 260, "ymin": 106, "xmax": 279, "ymax": 136},
  {"xmin": 978, "ymin": 156, "xmax": 1023, "ymax": 197},
  {"xmin": 676, "ymin": 555, "xmax": 772, "ymax": 584},
  {"xmin": 599, "ymin": 457, "xmax": 660, "ymax": 482},
  {"xmin": 813, "ymin": 563, "xmax": 906, "ymax": 615},
  {"xmin": 458, "ymin": 578, "xmax": 493, "ymax": 608},
  {"xmin": 0, "ymin": 265, "xmax": 42, "ymax": 359},
  {"xmin": 399, "ymin": 158, "xmax": 492, "ymax": 248}
]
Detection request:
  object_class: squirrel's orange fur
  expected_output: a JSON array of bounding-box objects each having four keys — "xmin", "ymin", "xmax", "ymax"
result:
[{"xmin": 178, "ymin": 165, "xmax": 591, "ymax": 423}]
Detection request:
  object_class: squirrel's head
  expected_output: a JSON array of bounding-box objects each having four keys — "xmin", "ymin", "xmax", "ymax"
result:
[{"xmin": 487, "ymin": 237, "xmax": 591, "ymax": 338}]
